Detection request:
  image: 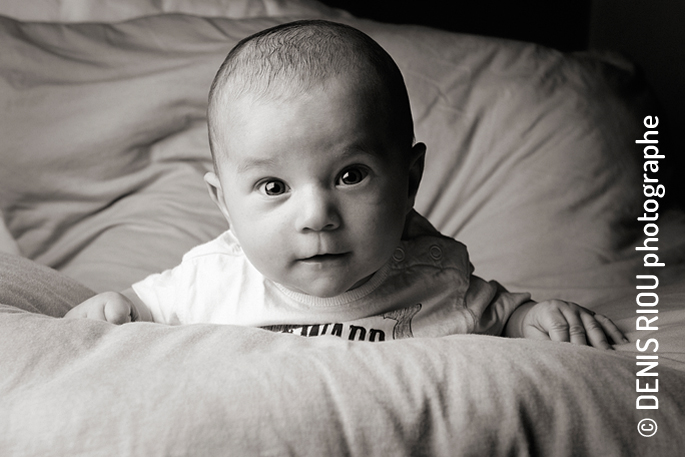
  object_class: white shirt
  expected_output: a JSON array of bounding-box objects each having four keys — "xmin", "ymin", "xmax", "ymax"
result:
[{"xmin": 132, "ymin": 213, "xmax": 531, "ymax": 340}]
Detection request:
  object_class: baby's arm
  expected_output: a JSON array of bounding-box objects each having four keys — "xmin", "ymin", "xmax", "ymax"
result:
[
  {"xmin": 64, "ymin": 288, "xmax": 151, "ymax": 324},
  {"xmin": 504, "ymin": 299, "xmax": 628, "ymax": 350}
]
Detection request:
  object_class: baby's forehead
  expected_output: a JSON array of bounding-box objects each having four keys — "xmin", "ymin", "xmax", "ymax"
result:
[
  {"xmin": 214, "ymin": 76, "xmax": 385, "ymax": 144},
  {"xmin": 212, "ymin": 96, "xmax": 407, "ymax": 175}
]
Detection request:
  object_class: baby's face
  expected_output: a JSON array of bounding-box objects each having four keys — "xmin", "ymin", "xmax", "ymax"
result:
[{"xmin": 206, "ymin": 79, "xmax": 423, "ymax": 297}]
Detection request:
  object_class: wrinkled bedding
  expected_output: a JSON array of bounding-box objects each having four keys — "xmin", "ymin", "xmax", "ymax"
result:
[
  {"xmin": 1, "ymin": 253, "xmax": 685, "ymax": 456},
  {"xmin": 1, "ymin": 0, "xmax": 685, "ymax": 455}
]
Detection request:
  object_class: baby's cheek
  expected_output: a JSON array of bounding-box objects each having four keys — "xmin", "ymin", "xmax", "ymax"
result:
[
  {"xmin": 358, "ymin": 231, "xmax": 399, "ymax": 273},
  {"xmin": 248, "ymin": 243, "xmax": 279, "ymax": 271}
]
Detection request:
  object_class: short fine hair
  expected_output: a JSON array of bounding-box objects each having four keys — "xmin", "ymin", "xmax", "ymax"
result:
[{"xmin": 207, "ymin": 19, "xmax": 414, "ymax": 169}]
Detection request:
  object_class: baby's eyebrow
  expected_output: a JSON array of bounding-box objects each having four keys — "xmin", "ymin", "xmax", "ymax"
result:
[
  {"xmin": 340, "ymin": 143, "xmax": 384, "ymax": 160},
  {"xmin": 235, "ymin": 157, "xmax": 278, "ymax": 174}
]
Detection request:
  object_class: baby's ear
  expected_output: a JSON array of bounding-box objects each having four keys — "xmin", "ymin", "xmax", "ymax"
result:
[
  {"xmin": 203, "ymin": 172, "xmax": 231, "ymax": 226},
  {"xmin": 406, "ymin": 142, "xmax": 426, "ymax": 210}
]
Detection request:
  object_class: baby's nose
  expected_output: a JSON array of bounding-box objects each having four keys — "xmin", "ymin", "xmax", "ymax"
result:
[{"xmin": 296, "ymin": 188, "xmax": 340, "ymax": 232}]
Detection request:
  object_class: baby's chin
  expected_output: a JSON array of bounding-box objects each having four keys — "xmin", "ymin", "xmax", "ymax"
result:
[{"xmin": 284, "ymin": 274, "xmax": 374, "ymax": 298}]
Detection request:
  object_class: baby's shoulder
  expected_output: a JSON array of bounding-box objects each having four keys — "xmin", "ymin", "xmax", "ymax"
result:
[
  {"xmin": 180, "ymin": 230, "xmax": 243, "ymax": 263},
  {"xmin": 402, "ymin": 210, "xmax": 470, "ymax": 268},
  {"xmin": 400, "ymin": 232, "xmax": 470, "ymax": 271}
]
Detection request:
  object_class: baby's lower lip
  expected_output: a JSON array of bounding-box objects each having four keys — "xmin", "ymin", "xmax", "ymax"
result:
[{"xmin": 300, "ymin": 253, "xmax": 348, "ymax": 263}]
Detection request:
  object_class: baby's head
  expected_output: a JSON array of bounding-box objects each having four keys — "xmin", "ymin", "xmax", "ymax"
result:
[{"xmin": 205, "ymin": 20, "xmax": 425, "ymax": 297}]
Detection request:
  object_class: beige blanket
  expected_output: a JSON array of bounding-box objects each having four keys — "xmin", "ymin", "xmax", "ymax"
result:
[{"xmin": 1, "ymin": 253, "xmax": 684, "ymax": 456}]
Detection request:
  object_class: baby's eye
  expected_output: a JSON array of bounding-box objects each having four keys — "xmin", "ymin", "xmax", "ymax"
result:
[
  {"xmin": 259, "ymin": 179, "xmax": 288, "ymax": 196},
  {"xmin": 337, "ymin": 166, "xmax": 369, "ymax": 186}
]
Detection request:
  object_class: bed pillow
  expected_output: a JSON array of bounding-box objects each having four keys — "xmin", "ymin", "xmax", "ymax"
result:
[
  {"xmin": 0, "ymin": 14, "xmax": 237, "ymax": 291},
  {"xmin": 0, "ymin": 253, "xmax": 95, "ymax": 317},
  {"xmin": 0, "ymin": 0, "xmax": 350, "ymax": 22},
  {"xmin": 387, "ymin": 39, "xmax": 653, "ymax": 290},
  {"xmin": 0, "ymin": 13, "xmax": 657, "ymax": 296},
  {"xmin": 1, "ymin": 255, "xmax": 684, "ymax": 456}
]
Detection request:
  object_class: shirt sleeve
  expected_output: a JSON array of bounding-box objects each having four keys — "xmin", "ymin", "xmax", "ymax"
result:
[
  {"xmin": 464, "ymin": 275, "xmax": 532, "ymax": 336},
  {"xmin": 131, "ymin": 262, "xmax": 190, "ymax": 325}
]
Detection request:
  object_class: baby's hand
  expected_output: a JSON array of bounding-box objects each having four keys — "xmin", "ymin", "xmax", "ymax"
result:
[
  {"xmin": 64, "ymin": 291, "xmax": 139, "ymax": 324},
  {"xmin": 509, "ymin": 300, "xmax": 628, "ymax": 350}
]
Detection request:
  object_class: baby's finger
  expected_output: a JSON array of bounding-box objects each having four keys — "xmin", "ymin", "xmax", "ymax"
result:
[
  {"xmin": 596, "ymin": 313, "xmax": 629, "ymax": 345},
  {"xmin": 540, "ymin": 307, "xmax": 578, "ymax": 344},
  {"xmin": 580, "ymin": 312, "xmax": 611, "ymax": 350},
  {"xmin": 104, "ymin": 302, "xmax": 132, "ymax": 325},
  {"xmin": 558, "ymin": 307, "xmax": 588, "ymax": 346}
]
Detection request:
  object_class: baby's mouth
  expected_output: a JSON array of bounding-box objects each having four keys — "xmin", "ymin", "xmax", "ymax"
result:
[{"xmin": 300, "ymin": 253, "xmax": 349, "ymax": 263}]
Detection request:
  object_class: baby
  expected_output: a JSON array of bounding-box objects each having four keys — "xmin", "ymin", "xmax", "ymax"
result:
[{"xmin": 66, "ymin": 20, "xmax": 626, "ymax": 348}]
